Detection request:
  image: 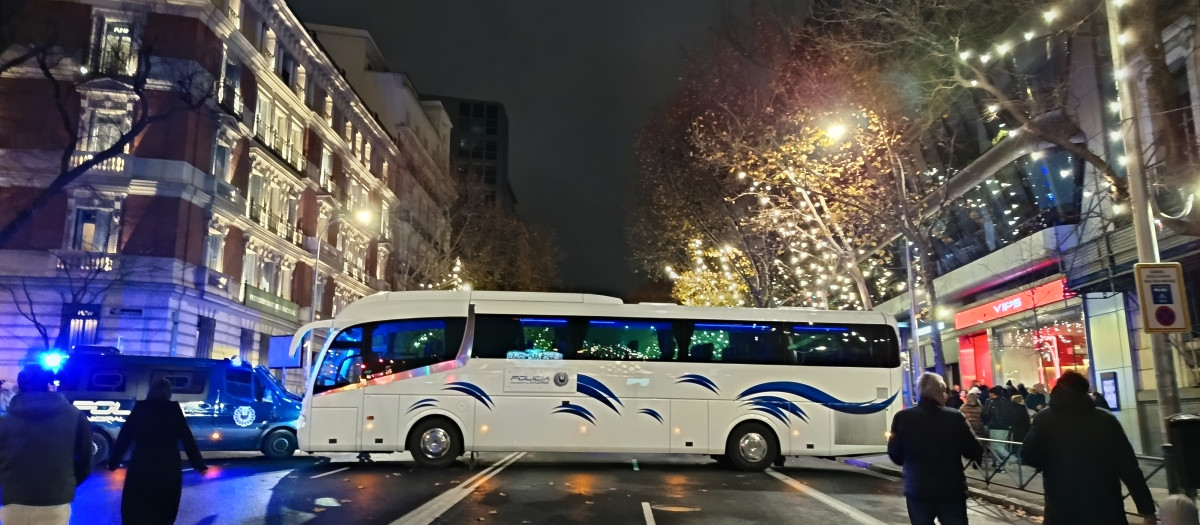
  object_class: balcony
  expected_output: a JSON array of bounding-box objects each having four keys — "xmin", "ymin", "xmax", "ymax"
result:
[
  {"xmin": 252, "ymin": 117, "xmax": 305, "ymax": 176},
  {"xmin": 70, "ymin": 152, "xmax": 125, "ymax": 172},
  {"xmin": 55, "ymin": 251, "xmax": 115, "ymax": 272},
  {"xmin": 247, "ymin": 200, "xmax": 304, "ymax": 247}
]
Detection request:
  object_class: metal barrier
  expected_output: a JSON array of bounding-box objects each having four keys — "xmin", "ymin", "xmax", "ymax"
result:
[{"xmin": 969, "ymin": 437, "xmax": 1165, "ymax": 511}]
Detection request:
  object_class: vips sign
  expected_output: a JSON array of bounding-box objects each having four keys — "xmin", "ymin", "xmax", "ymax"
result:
[
  {"xmin": 954, "ymin": 279, "xmax": 1070, "ymax": 330},
  {"xmin": 1134, "ymin": 263, "xmax": 1192, "ymax": 333},
  {"xmin": 504, "ymin": 367, "xmax": 573, "ymax": 393}
]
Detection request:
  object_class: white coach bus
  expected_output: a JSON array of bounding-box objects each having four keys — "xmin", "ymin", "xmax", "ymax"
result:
[{"xmin": 291, "ymin": 291, "xmax": 901, "ymax": 471}]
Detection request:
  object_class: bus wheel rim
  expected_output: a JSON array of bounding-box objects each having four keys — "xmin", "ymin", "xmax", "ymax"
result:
[
  {"xmin": 739, "ymin": 432, "xmax": 767, "ymax": 462},
  {"xmin": 421, "ymin": 428, "xmax": 450, "ymax": 458}
]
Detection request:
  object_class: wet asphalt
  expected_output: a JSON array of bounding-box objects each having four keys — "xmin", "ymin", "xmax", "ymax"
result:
[{"xmin": 67, "ymin": 452, "xmax": 1037, "ymax": 524}]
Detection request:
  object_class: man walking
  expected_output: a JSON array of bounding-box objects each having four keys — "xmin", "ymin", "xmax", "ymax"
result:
[
  {"xmin": 1022, "ymin": 371, "xmax": 1156, "ymax": 525},
  {"xmin": 1025, "ymin": 383, "xmax": 1047, "ymax": 412},
  {"xmin": 888, "ymin": 372, "xmax": 984, "ymax": 525},
  {"xmin": 0, "ymin": 365, "xmax": 93, "ymax": 524},
  {"xmin": 982, "ymin": 386, "xmax": 1018, "ymax": 470}
]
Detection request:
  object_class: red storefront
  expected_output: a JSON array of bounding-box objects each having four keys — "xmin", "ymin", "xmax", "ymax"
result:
[{"xmin": 954, "ymin": 279, "xmax": 1086, "ymax": 389}]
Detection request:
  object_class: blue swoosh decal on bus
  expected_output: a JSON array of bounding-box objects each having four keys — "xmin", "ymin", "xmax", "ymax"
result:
[
  {"xmin": 740, "ymin": 396, "xmax": 808, "ymax": 424},
  {"xmin": 552, "ymin": 404, "xmax": 597, "ymax": 425},
  {"xmin": 406, "ymin": 398, "xmax": 438, "ymax": 413},
  {"xmin": 443, "ymin": 381, "xmax": 494, "ymax": 410},
  {"xmin": 637, "ymin": 408, "xmax": 664, "ymax": 424},
  {"xmin": 736, "ymin": 381, "xmax": 895, "ymax": 415},
  {"xmin": 577, "ymin": 374, "xmax": 622, "ymax": 414},
  {"xmin": 675, "ymin": 374, "xmax": 719, "ymax": 394}
]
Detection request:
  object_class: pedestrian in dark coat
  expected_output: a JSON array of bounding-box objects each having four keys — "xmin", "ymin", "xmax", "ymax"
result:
[
  {"xmin": 1021, "ymin": 371, "xmax": 1156, "ymax": 525},
  {"xmin": 1009, "ymin": 395, "xmax": 1031, "ymax": 443},
  {"xmin": 945, "ymin": 386, "xmax": 964, "ymax": 409},
  {"xmin": 109, "ymin": 378, "xmax": 207, "ymax": 525},
  {"xmin": 1025, "ymin": 383, "xmax": 1048, "ymax": 412},
  {"xmin": 888, "ymin": 372, "xmax": 984, "ymax": 525},
  {"xmin": 0, "ymin": 365, "xmax": 92, "ymax": 525},
  {"xmin": 983, "ymin": 386, "xmax": 1019, "ymax": 469}
]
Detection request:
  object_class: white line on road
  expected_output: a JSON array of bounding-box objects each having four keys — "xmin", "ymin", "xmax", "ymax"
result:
[
  {"xmin": 310, "ymin": 466, "xmax": 350, "ymax": 479},
  {"xmin": 390, "ymin": 452, "xmax": 525, "ymax": 525},
  {"xmin": 641, "ymin": 502, "xmax": 656, "ymax": 525},
  {"xmin": 765, "ymin": 468, "xmax": 888, "ymax": 525}
]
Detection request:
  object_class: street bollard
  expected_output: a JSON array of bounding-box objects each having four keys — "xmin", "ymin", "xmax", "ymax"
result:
[{"xmin": 1167, "ymin": 414, "xmax": 1200, "ymax": 497}]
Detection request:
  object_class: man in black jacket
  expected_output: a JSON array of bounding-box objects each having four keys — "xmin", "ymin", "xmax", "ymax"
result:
[
  {"xmin": 983, "ymin": 385, "xmax": 1019, "ymax": 470},
  {"xmin": 0, "ymin": 365, "xmax": 92, "ymax": 524},
  {"xmin": 1022, "ymin": 371, "xmax": 1156, "ymax": 525},
  {"xmin": 888, "ymin": 372, "xmax": 984, "ymax": 525}
]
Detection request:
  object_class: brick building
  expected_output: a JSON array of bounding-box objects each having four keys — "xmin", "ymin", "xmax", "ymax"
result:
[{"xmin": 0, "ymin": 0, "xmax": 456, "ymax": 380}]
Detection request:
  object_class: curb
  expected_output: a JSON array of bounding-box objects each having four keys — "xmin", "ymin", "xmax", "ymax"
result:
[{"xmin": 842, "ymin": 459, "xmax": 1046, "ymax": 518}]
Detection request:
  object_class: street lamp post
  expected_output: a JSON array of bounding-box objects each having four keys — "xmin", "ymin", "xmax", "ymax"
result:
[{"xmin": 304, "ymin": 209, "xmax": 371, "ymax": 383}]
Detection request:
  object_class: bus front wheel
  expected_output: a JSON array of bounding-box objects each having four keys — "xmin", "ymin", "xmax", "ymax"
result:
[
  {"xmin": 407, "ymin": 417, "xmax": 462, "ymax": 468},
  {"xmin": 725, "ymin": 422, "xmax": 778, "ymax": 472}
]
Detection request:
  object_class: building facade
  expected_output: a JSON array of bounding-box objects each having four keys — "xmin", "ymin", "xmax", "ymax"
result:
[
  {"xmin": 0, "ymin": 0, "xmax": 456, "ymax": 382},
  {"xmin": 871, "ymin": 6, "xmax": 1200, "ymax": 453},
  {"xmin": 427, "ymin": 96, "xmax": 517, "ymax": 210}
]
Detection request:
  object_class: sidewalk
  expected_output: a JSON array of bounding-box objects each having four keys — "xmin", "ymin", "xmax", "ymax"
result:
[{"xmin": 845, "ymin": 454, "xmax": 1169, "ymax": 518}]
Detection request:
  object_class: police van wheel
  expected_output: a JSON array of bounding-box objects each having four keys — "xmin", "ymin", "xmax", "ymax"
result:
[
  {"xmin": 725, "ymin": 421, "xmax": 778, "ymax": 472},
  {"xmin": 91, "ymin": 430, "xmax": 111, "ymax": 465},
  {"xmin": 261, "ymin": 429, "xmax": 298, "ymax": 459},
  {"xmin": 408, "ymin": 417, "xmax": 462, "ymax": 468}
]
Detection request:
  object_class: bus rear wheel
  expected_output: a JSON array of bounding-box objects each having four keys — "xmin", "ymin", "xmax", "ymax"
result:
[
  {"xmin": 725, "ymin": 421, "xmax": 778, "ymax": 472},
  {"xmin": 407, "ymin": 417, "xmax": 462, "ymax": 468},
  {"xmin": 261, "ymin": 429, "xmax": 298, "ymax": 459}
]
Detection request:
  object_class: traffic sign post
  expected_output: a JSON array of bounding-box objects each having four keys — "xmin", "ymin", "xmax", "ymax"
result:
[{"xmin": 1135, "ymin": 263, "xmax": 1192, "ymax": 334}]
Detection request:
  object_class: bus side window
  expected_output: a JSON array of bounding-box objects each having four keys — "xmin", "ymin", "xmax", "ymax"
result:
[{"xmin": 88, "ymin": 371, "xmax": 126, "ymax": 392}]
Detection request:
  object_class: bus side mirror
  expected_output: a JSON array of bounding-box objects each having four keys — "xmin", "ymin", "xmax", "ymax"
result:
[{"xmin": 261, "ymin": 389, "xmax": 273, "ymax": 403}]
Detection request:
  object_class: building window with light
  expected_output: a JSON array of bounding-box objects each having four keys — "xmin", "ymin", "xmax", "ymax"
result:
[
  {"xmin": 204, "ymin": 231, "xmax": 224, "ymax": 272},
  {"xmin": 212, "ymin": 140, "xmax": 233, "ymax": 183},
  {"xmin": 98, "ymin": 21, "xmax": 136, "ymax": 76},
  {"xmin": 72, "ymin": 209, "xmax": 113, "ymax": 252},
  {"xmin": 88, "ymin": 111, "xmax": 126, "ymax": 153},
  {"xmin": 320, "ymin": 147, "xmax": 333, "ymax": 189}
]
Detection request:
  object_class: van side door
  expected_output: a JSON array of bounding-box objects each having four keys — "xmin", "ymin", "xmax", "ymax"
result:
[{"xmin": 214, "ymin": 367, "xmax": 271, "ymax": 450}]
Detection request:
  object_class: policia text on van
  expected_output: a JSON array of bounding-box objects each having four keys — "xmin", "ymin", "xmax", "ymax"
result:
[{"xmin": 51, "ymin": 353, "xmax": 302, "ymax": 463}]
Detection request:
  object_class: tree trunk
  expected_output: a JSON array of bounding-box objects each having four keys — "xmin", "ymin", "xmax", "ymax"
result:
[
  {"xmin": 915, "ymin": 236, "xmax": 947, "ymax": 377},
  {"xmin": 848, "ymin": 263, "xmax": 874, "ymax": 310}
]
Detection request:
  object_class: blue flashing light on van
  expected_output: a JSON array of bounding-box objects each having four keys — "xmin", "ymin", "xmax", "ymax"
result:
[
  {"xmin": 52, "ymin": 353, "xmax": 303, "ymax": 464},
  {"xmin": 39, "ymin": 350, "xmax": 68, "ymax": 373}
]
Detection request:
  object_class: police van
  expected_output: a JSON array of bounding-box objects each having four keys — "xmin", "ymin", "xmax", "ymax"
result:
[{"xmin": 52, "ymin": 353, "xmax": 303, "ymax": 463}]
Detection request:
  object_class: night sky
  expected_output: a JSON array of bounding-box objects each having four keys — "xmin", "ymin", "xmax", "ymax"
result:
[{"xmin": 286, "ymin": 0, "xmax": 728, "ymax": 296}]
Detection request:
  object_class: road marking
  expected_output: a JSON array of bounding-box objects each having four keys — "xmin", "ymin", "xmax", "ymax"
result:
[
  {"xmin": 765, "ymin": 468, "xmax": 888, "ymax": 525},
  {"xmin": 310, "ymin": 466, "xmax": 350, "ymax": 479},
  {"xmin": 641, "ymin": 502, "xmax": 656, "ymax": 525},
  {"xmin": 390, "ymin": 452, "xmax": 524, "ymax": 525},
  {"xmin": 632, "ymin": 459, "xmax": 639, "ymax": 471}
]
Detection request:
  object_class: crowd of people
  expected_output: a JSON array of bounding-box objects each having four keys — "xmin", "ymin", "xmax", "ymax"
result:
[
  {"xmin": 0, "ymin": 365, "xmax": 206, "ymax": 525},
  {"xmin": 889, "ymin": 371, "xmax": 1199, "ymax": 525}
]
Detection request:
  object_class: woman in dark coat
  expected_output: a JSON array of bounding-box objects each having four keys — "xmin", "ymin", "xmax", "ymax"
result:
[{"xmin": 109, "ymin": 378, "xmax": 207, "ymax": 525}]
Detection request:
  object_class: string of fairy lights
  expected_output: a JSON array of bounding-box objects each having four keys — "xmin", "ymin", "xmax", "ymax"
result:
[{"xmin": 666, "ymin": 0, "xmax": 1136, "ymax": 317}]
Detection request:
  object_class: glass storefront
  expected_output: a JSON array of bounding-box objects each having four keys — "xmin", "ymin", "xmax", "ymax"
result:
[{"xmin": 990, "ymin": 306, "xmax": 1088, "ymax": 389}]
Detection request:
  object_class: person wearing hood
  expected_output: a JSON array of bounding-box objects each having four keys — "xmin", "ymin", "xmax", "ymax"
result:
[
  {"xmin": 888, "ymin": 372, "xmax": 984, "ymax": 525},
  {"xmin": 0, "ymin": 365, "xmax": 92, "ymax": 524},
  {"xmin": 109, "ymin": 377, "xmax": 207, "ymax": 525},
  {"xmin": 1021, "ymin": 371, "xmax": 1156, "ymax": 525}
]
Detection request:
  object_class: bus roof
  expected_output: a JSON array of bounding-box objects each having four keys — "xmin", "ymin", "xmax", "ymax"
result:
[{"xmin": 335, "ymin": 291, "xmax": 894, "ymax": 328}]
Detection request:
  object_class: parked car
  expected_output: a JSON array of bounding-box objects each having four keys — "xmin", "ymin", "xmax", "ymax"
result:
[{"xmin": 50, "ymin": 353, "xmax": 303, "ymax": 464}]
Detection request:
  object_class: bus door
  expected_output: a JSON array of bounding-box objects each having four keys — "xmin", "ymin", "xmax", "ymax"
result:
[{"xmin": 213, "ymin": 366, "xmax": 272, "ymax": 449}]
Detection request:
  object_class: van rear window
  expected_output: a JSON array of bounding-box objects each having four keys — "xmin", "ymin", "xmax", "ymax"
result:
[
  {"xmin": 88, "ymin": 371, "xmax": 126, "ymax": 392},
  {"xmin": 150, "ymin": 370, "xmax": 206, "ymax": 394}
]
